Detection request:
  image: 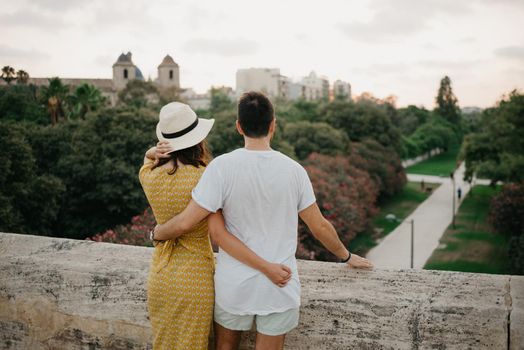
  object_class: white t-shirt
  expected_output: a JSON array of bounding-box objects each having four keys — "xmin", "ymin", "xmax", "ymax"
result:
[{"xmin": 192, "ymin": 148, "xmax": 316, "ymax": 315}]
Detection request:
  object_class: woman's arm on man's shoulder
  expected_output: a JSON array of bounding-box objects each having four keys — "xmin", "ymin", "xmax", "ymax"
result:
[
  {"xmin": 208, "ymin": 211, "xmax": 292, "ymax": 288},
  {"xmin": 143, "ymin": 146, "xmax": 156, "ymax": 165},
  {"xmin": 143, "ymin": 141, "xmax": 174, "ymax": 165}
]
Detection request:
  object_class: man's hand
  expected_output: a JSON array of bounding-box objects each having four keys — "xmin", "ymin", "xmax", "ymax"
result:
[
  {"xmin": 346, "ymin": 253, "xmax": 373, "ymax": 269},
  {"xmin": 261, "ymin": 263, "xmax": 292, "ymax": 288}
]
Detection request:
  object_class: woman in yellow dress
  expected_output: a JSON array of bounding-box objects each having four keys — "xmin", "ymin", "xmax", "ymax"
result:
[
  {"xmin": 139, "ymin": 102, "xmax": 216, "ymax": 349},
  {"xmin": 139, "ymin": 102, "xmax": 293, "ymax": 349}
]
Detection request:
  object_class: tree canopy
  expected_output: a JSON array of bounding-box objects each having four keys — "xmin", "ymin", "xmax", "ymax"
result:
[
  {"xmin": 435, "ymin": 75, "xmax": 461, "ymax": 125},
  {"xmin": 462, "ymin": 90, "xmax": 524, "ymax": 183}
]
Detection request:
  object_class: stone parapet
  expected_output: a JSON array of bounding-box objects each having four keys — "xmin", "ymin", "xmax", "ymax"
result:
[{"xmin": 0, "ymin": 232, "xmax": 522, "ymax": 349}]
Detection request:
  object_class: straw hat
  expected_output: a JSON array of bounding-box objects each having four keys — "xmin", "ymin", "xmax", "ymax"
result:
[{"xmin": 156, "ymin": 102, "xmax": 214, "ymax": 152}]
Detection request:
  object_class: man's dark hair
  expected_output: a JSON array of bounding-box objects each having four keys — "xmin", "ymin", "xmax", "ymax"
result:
[{"xmin": 237, "ymin": 91, "xmax": 274, "ymax": 138}]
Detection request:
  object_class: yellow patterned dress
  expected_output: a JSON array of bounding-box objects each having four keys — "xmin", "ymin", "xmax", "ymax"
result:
[{"xmin": 138, "ymin": 161, "xmax": 215, "ymax": 350}]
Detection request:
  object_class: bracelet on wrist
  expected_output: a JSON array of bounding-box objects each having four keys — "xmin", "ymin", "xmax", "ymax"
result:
[
  {"xmin": 149, "ymin": 228, "xmax": 155, "ymax": 241},
  {"xmin": 340, "ymin": 251, "xmax": 352, "ymax": 263}
]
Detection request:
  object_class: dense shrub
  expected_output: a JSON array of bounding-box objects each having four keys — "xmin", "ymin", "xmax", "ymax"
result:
[
  {"xmin": 0, "ymin": 122, "xmax": 65, "ymax": 234},
  {"xmin": 488, "ymin": 182, "xmax": 524, "ymax": 275},
  {"xmin": 284, "ymin": 121, "xmax": 349, "ymax": 160},
  {"xmin": 489, "ymin": 182, "xmax": 524, "ymax": 237},
  {"xmin": 88, "ymin": 207, "xmax": 155, "ymax": 246},
  {"xmin": 297, "ymin": 153, "xmax": 379, "ymax": 260},
  {"xmin": 462, "ymin": 91, "xmax": 524, "ymax": 183},
  {"xmin": 0, "ymin": 107, "xmax": 158, "ymax": 239},
  {"xmin": 350, "ymin": 139, "xmax": 407, "ymax": 200},
  {"xmin": 0, "ymin": 84, "xmax": 48, "ymax": 124},
  {"xmin": 319, "ymin": 99, "xmax": 403, "ymax": 155},
  {"xmin": 508, "ymin": 234, "xmax": 524, "ymax": 275},
  {"xmin": 395, "ymin": 105, "xmax": 430, "ymax": 135},
  {"xmin": 402, "ymin": 116, "xmax": 458, "ymax": 159}
]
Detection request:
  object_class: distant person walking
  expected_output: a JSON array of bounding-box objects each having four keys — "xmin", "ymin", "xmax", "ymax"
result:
[{"xmin": 457, "ymin": 186, "xmax": 462, "ymax": 201}]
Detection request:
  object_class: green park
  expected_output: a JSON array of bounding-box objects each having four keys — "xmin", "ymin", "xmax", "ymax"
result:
[{"xmin": 1, "ymin": 66, "xmax": 523, "ymax": 275}]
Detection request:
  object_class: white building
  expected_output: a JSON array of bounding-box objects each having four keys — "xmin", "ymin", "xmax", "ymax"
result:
[
  {"xmin": 288, "ymin": 82, "xmax": 305, "ymax": 100},
  {"xmin": 333, "ymin": 80, "xmax": 352, "ymax": 100},
  {"xmin": 181, "ymin": 86, "xmax": 236, "ymax": 111},
  {"xmin": 180, "ymin": 88, "xmax": 211, "ymax": 110},
  {"xmin": 301, "ymin": 71, "xmax": 329, "ymax": 101},
  {"xmin": 236, "ymin": 68, "xmax": 288, "ymax": 99}
]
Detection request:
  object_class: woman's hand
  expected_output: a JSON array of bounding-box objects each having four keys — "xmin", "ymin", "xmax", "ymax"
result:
[
  {"xmin": 155, "ymin": 141, "xmax": 174, "ymax": 159},
  {"xmin": 261, "ymin": 263, "xmax": 292, "ymax": 288},
  {"xmin": 347, "ymin": 253, "xmax": 374, "ymax": 269}
]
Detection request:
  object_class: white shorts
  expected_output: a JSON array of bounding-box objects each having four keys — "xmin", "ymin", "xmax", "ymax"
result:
[{"xmin": 214, "ymin": 303, "xmax": 300, "ymax": 336}]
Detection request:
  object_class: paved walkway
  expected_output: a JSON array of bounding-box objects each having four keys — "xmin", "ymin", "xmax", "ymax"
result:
[
  {"xmin": 407, "ymin": 173, "xmax": 491, "ymax": 185},
  {"xmin": 366, "ymin": 162, "xmax": 472, "ymax": 269}
]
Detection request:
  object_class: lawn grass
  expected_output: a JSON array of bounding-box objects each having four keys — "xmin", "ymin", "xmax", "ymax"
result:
[
  {"xmin": 351, "ymin": 181, "xmax": 439, "ymax": 255},
  {"xmin": 406, "ymin": 144, "xmax": 461, "ymax": 176},
  {"xmin": 424, "ymin": 185, "xmax": 509, "ymax": 274}
]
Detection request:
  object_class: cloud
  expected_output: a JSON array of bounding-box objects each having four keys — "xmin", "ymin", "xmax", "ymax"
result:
[
  {"xmin": 494, "ymin": 46, "xmax": 524, "ymax": 61},
  {"xmin": 94, "ymin": 54, "xmax": 116, "ymax": 68},
  {"xmin": 182, "ymin": 38, "xmax": 258, "ymax": 56},
  {"xmin": 24, "ymin": 0, "xmax": 87, "ymax": 11},
  {"xmin": 0, "ymin": 9, "xmax": 66, "ymax": 28},
  {"xmin": 0, "ymin": 45, "xmax": 49, "ymax": 63},
  {"xmin": 354, "ymin": 59, "xmax": 483, "ymax": 79},
  {"xmin": 336, "ymin": 0, "xmax": 472, "ymax": 42},
  {"xmin": 88, "ymin": 1, "xmax": 156, "ymax": 32},
  {"xmin": 353, "ymin": 62, "xmax": 411, "ymax": 77},
  {"xmin": 417, "ymin": 59, "xmax": 484, "ymax": 70},
  {"xmin": 182, "ymin": 4, "xmax": 229, "ymax": 30},
  {"xmin": 457, "ymin": 37, "xmax": 476, "ymax": 44}
]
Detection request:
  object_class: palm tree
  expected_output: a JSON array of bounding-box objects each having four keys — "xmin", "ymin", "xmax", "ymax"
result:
[
  {"xmin": 67, "ymin": 83, "xmax": 105, "ymax": 119},
  {"xmin": 40, "ymin": 77, "xmax": 69, "ymax": 126},
  {"xmin": 16, "ymin": 70, "xmax": 30, "ymax": 84},
  {"xmin": 1, "ymin": 66, "xmax": 16, "ymax": 84}
]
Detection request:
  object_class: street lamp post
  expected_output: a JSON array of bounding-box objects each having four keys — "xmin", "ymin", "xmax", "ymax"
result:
[
  {"xmin": 410, "ymin": 219, "xmax": 414, "ymax": 269},
  {"xmin": 450, "ymin": 171, "xmax": 456, "ymax": 229}
]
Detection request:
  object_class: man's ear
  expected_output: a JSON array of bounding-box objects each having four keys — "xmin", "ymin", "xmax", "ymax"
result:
[
  {"xmin": 269, "ymin": 118, "xmax": 277, "ymax": 134},
  {"xmin": 235, "ymin": 120, "xmax": 244, "ymax": 136}
]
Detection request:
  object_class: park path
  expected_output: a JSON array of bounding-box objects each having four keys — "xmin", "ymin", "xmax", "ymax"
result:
[{"xmin": 365, "ymin": 162, "xmax": 473, "ymax": 269}]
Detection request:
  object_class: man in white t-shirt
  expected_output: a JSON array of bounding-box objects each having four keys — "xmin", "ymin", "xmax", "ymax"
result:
[{"xmin": 153, "ymin": 92, "xmax": 373, "ymax": 350}]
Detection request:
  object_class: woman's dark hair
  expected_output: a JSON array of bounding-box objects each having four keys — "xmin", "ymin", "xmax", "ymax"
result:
[{"xmin": 151, "ymin": 140, "xmax": 211, "ymax": 175}]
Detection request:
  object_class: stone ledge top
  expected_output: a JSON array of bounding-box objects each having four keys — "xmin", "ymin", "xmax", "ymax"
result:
[{"xmin": 1, "ymin": 232, "xmax": 523, "ymax": 350}]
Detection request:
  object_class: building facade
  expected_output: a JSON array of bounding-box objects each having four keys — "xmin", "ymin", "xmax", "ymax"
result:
[
  {"xmin": 301, "ymin": 71, "xmax": 329, "ymax": 101},
  {"xmin": 333, "ymin": 79, "xmax": 352, "ymax": 100},
  {"xmin": 236, "ymin": 68, "xmax": 288, "ymax": 99},
  {"xmin": 156, "ymin": 55, "xmax": 180, "ymax": 89}
]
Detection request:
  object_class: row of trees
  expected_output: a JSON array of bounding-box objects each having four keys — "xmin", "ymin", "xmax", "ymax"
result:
[
  {"xmin": 0, "ymin": 107, "xmax": 157, "ymax": 238},
  {"xmin": 1, "ymin": 66, "xmax": 29, "ymax": 85},
  {"xmin": 1, "ymin": 73, "xmax": 460, "ymax": 261},
  {"xmin": 0, "ymin": 77, "xmax": 106, "ymax": 125},
  {"xmin": 461, "ymin": 90, "xmax": 524, "ymax": 274}
]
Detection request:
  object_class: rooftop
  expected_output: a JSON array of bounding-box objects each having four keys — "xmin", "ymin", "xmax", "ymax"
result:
[{"xmin": 158, "ymin": 54, "xmax": 179, "ymax": 67}]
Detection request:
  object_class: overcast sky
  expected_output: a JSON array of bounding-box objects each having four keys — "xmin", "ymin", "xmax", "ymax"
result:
[{"xmin": 1, "ymin": 0, "xmax": 523, "ymax": 108}]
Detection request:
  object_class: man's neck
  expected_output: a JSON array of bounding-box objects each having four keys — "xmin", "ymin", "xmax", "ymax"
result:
[{"xmin": 244, "ymin": 136, "xmax": 272, "ymax": 151}]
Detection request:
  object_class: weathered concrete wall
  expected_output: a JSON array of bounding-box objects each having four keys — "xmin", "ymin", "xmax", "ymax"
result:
[{"xmin": 0, "ymin": 232, "xmax": 522, "ymax": 350}]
